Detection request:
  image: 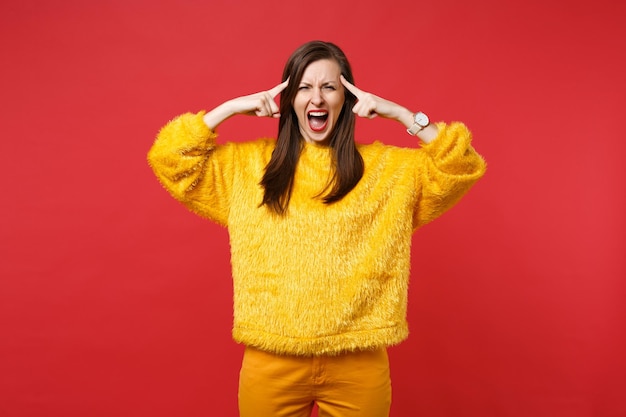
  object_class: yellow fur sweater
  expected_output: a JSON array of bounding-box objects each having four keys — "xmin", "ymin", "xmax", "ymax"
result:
[{"xmin": 148, "ymin": 111, "xmax": 486, "ymax": 356}]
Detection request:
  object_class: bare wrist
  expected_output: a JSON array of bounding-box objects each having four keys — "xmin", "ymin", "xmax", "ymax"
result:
[
  {"xmin": 203, "ymin": 102, "xmax": 235, "ymax": 130},
  {"xmin": 399, "ymin": 107, "xmax": 414, "ymax": 129}
]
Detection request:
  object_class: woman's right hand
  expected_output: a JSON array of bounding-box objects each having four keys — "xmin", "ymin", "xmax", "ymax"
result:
[{"xmin": 203, "ymin": 80, "xmax": 289, "ymax": 130}]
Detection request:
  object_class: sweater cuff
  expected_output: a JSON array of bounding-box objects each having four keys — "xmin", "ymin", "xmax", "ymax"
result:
[
  {"xmin": 166, "ymin": 111, "xmax": 218, "ymax": 153},
  {"xmin": 419, "ymin": 121, "xmax": 471, "ymax": 157},
  {"xmin": 189, "ymin": 110, "xmax": 216, "ymax": 140}
]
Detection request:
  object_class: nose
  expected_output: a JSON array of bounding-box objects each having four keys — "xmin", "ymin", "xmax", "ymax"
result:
[{"xmin": 311, "ymin": 87, "xmax": 324, "ymax": 106}]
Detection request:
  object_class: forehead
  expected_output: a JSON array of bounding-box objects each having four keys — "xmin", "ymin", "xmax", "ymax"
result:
[{"xmin": 301, "ymin": 59, "xmax": 341, "ymax": 81}]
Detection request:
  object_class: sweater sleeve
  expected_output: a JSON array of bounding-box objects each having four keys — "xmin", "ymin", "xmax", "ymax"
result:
[
  {"xmin": 147, "ymin": 111, "xmax": 234, "ymax": 227},
  {"xmin": 412, "ymin": 121, "xmax": 486, "ymax": 229}
]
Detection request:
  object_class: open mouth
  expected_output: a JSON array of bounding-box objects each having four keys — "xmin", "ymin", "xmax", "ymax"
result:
[{"xmin": 307, "ymin": 110, "xmax": 329, "ymax": 132}]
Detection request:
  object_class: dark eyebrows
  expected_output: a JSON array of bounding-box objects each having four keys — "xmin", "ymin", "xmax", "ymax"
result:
[{"xmin": 298, "ymin": 80, "xmax": 338, "ymax": 87}]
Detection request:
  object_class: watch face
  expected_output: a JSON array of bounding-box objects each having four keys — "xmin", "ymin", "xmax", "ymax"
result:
[{"xmin": 415, "ymin": 112, "xmax": 429, "ymax": 126}]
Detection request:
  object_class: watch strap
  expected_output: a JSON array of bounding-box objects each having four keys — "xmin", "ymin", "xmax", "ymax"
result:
[
  {"xmin": 407, "ymin": 123, "xmax": 425, "ymax": 136},
  {"xmin": 407, "ymin": 111, "xmax": 429, "ymax": 136}
]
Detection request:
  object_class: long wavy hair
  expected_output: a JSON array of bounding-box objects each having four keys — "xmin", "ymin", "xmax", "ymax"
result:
[{"xmin": 259, "ymin": 41, "xmax": 363, "ymax": 214}]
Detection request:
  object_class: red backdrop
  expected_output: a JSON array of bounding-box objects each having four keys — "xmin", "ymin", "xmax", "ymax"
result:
[{"xmin": 1, "ymin": 0, "xmax": 625, "ymax": 416}]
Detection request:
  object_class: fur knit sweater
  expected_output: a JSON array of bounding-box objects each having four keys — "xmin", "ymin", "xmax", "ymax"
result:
[{"xmin": 147, "ymin": 111, "xmax": 486, "ymax": 355}]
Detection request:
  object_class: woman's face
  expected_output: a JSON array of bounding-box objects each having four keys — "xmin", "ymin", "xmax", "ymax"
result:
[{"xmin": 293, "ymin": 59, "xmax": 345, "ymax": 146}]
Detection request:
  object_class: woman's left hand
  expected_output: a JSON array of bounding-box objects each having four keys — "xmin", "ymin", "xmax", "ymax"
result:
[
  {"xmin": 340, "ymin": 75, "xmax": 439, "ymax": 143},
  {"xmin": 340, "ymin": 75, "xmax": 409, "ymax": 121}
]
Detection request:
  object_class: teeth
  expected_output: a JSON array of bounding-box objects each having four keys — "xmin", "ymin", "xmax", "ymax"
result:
[{"xmin": 309, "ymin": 111, "xmax": 327, "ymax": 117}]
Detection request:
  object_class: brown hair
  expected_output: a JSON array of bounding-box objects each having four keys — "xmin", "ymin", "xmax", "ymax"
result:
[{"xmin": 259, "ymin": 40, "xmax": 363, "ymax": 214}]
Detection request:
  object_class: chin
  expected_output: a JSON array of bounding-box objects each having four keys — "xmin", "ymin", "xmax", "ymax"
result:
[{"xmin": 311, "ymin": 127, "xmax": 334, "ymax": 143}]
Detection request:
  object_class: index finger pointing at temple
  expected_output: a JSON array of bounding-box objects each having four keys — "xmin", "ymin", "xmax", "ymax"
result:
[
  {"xmin": 340, "ymin": 75, "xmax": 362, "ymax": 98},
  {"xmin": 269, "ymin": 79, "xmax": 289, "ymax": 99}
]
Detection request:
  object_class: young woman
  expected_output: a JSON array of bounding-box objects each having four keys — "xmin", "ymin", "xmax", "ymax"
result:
[{"xmin": 148, "ymin": 40, "xmax": 486, "ymax": 417}]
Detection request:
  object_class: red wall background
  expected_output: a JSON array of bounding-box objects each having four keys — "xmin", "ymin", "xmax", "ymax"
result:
[{"xmin": 1, "ymin": 0, "xmax": 625, "ymax": 416}]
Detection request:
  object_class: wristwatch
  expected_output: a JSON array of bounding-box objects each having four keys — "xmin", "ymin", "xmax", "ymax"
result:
[{"xmin": 407, "ymin": 111, "xmax": 430, "ymax": 136}]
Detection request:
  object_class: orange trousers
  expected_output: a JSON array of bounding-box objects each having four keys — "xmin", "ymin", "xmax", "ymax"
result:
[{"xmin": 238, "ymin": 347, "xmax": 391, "ymax": 417}]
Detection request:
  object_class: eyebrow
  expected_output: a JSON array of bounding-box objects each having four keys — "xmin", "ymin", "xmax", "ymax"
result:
[{"xmin": 299, "ymin": 81, "xmax": 338, "ymax": 86}]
